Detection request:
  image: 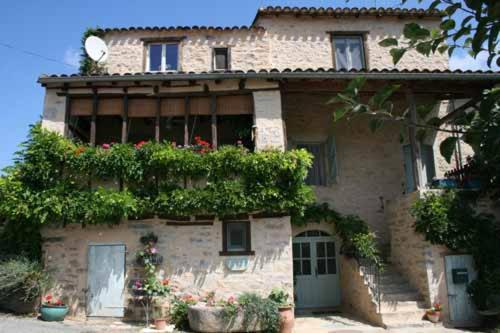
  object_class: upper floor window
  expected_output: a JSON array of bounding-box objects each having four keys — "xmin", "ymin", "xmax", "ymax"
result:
[
  {"xmin": 213, "ymin": 48, "xmax": 230, "ymax": 70},
  {"xmin": 148, "ymin": 43, "xmax": 179, "ymax": 71},
  {"xmin": 332, "ymin": 35, "xmax": 366, "ymax": 70}
]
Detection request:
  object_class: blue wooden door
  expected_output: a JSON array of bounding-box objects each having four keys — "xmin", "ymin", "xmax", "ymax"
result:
[{"xmin": 87, "ymin": 244, "xmax": 126, "ymax": 317}]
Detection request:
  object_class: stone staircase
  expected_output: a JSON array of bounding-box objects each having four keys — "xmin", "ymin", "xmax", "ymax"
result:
[{"xmin": 360, "ymin": 263, "xmax": 431, "ymax": 328}]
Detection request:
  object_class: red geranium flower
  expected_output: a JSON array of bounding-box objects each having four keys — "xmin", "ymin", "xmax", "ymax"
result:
[{"xmin": 102, "ymin": 143, "xmax": 110, "ymax": 149}]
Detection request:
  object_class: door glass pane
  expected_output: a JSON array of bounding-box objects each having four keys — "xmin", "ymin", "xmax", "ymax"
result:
[
  {"xmin": 302, "ymin": 260, "xmax": 311, "ymax": 275},
  {"xmin": 165, "ymin": 44, "xmax": 178, "ymax": 70},
  {"xmin": 316, "ymin": 242, "xmax": 325, "ymax": 258},
  {"xmin": 293, "ymin": 260, "xmax": 302, "ymax": 275},
  {"xmin": 149, "ymin": 45, "xmax": 162, "ymax": 71},
  {"xmin": 301, "ymin": 243, "xmax": 310, "ymax": 258},
  {"xmin": 327, "ymin": 259, "xmax": 337, "ymax": 274},
  {"xmin": 308, "ymin": 230, "xmax": 320, "ymax": 237},
  {"xmin": 326, "ymin": 242, "xmax": 335, "ymax": 257},
  {"xmin": 293, "ymin": 243, "xmax": 300, "ymax": 259},
  {"xmin": 317, "ymin": 259, "xmax": 326, "ymax": 275}
]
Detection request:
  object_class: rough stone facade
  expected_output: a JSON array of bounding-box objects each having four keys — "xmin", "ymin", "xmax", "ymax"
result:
[
  {"xmin": 101, "ymin": 16, "xmax": 447, "ymax": 74},
  {"xmin": 42, "ymin": 217, "xmax": 293, "ymax": 318}
]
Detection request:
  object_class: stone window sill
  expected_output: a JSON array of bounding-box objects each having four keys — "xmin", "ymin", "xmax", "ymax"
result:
[{"xmin": 219, "ymin": 251, "xmax": 255, "ymax": 256}]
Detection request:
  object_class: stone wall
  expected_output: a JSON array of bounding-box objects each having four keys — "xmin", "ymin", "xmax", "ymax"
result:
[
  {"xmin": 100, "ymin": 16, "xmax": 448, "ymax": 74},
  {"xmin": 284, "ymin": 93, "xmax": 406, "ymax": 244},
  {"xmin": 387, "ymin": 190, "xmax": 456, "ymax": 323},
  {"xmin": 253, "ymin": 90, "xmax": 285, "ymax": 151},
  {"xmin": 41, "ymin": 90, "xmax": 66, "ymax": 135},
  {"xmin": 41, "ymin": 216, "xmax": 293, "ymax": 319}
]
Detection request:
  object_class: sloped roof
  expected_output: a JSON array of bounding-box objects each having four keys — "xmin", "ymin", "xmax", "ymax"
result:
[{"xmin": 38, "ymin": 68, "xmax": 500, "ymax": 85}]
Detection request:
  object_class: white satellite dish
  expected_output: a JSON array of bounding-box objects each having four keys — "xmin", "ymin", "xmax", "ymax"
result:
[{"xmin": 84, "ymin": 36, "xmax": 108, "ymax": 63}]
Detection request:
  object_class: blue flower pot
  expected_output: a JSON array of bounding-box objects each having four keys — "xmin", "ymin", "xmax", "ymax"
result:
[{"xmin": 40, "ymin": 304, "xmax": 69, "ymax": 321}]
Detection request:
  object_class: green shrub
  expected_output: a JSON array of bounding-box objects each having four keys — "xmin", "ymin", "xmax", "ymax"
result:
[
  {"xmin": 170, "ymin": 296, "xmax": 196, "ymax": 331},
  {"xmin": 0, "ymin": 257, "xmax": 52, "ymax": 302}
]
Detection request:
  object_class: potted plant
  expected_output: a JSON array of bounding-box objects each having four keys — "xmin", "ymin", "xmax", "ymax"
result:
[
  {"xmin": 426, "ymin": 302, "xmax": 442, "ymax": 323},
  {"xmin": 153, "ymin": 305, "xmax": 170, "ymax": 331},
  {"xmin": 268, "ymin": 288, "xmax": 294, "ymax": 333},
  {"xmin": 40, "ymin": 295, "xmax": 68, "ymax": 321}
]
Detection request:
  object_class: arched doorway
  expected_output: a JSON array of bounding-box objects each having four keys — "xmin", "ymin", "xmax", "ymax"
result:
[{"xmin": 293, "ymin": 230, "xmax": 340, "ymax": 309}]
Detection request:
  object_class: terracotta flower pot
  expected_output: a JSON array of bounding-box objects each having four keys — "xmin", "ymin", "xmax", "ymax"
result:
[
  {"xmin": 427, "ymin": 311, "xmax": 440, "ymax": 323},
  {"xmin": 279, "ymin": 306, "xmax": 294, "ymax": 333},
  {"xmin": 154, "ymin": 318, "xmax": 167, "ymax": 330}
]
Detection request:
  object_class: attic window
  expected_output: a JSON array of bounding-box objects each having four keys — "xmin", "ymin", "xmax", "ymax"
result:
[
  {"xmin": 148, "ymin": 43, "xmax": 179, "ymax": 71},
  {"xmin": 213, "ymin": 48, "xmax": 230, "ymax": 70},
  {"xmin": 332, "ymin": 35, "xmax": 366, "ymax": 70}
]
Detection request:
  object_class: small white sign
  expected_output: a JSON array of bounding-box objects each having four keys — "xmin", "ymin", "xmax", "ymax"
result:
[{"xmin": 224, "ymin": 257, "xmax": 249, "ymax": 271}]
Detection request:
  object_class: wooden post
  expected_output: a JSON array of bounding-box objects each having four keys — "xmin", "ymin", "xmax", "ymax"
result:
[
  {"xmin": 184, "ymin": 96, "xmax": 190, "ymax": 146},
  {"xmin": 90, "ymin": 90, "xmax": 98, "ymax": 146},
  {"xmin": 121, "ymin": 92, "xmax": 128, "ymax": 144},
  {"xmin": 406, "ymin": 89, "xmax": 423, "ymax": 190},
  {"xmin": 155, "ymin": 97, "xmax": 161, "ymax": 142},
  {"xmin": 64, "ymin": 94, "xmax": 71, "ymax": 137},
  {"xmin": 211, "ymin": 95, "xmax": 217, "ymax": 149}
]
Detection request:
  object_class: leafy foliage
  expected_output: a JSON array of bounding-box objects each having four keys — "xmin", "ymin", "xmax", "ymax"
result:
[
  {"xmin": 411, "ymin": 191, "xmax": 500, "ymax": 310},
  {"xmin": 79, "ymin": 27, "xmax": 106, "ymax": 75},
  {"xmin": 0, "ymin": 257, "xmax": 52, "ymax": 302},
  {"xmin": 292, "ymin": 203, "xmax": 381, "ymax": 266},
  {"xmin": 170, "ymin": 295, "xmax": 197, "ymax": 331},
  {"xmin": 227, "ymin": 292, "xmax": 281, "ymax": 333}
]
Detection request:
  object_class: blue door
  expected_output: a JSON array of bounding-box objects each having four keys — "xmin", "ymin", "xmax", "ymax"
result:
[{"xmin": 87, "ymin": 244, "xmax": 126, "ymax": 317}]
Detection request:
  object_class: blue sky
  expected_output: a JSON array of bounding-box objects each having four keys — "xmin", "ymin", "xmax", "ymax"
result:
[{"xmin": 0, "ymin": 0, "xmax": 496, "ymax": 171}]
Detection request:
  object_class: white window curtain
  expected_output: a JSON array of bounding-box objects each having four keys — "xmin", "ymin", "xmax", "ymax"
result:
[{"xmin": 334, "ymin": 36, "xmax": 365, "ymax": 70}]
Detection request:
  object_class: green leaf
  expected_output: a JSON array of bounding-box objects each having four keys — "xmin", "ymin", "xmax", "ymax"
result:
[
  {"xmin": 403, "ymin": 23, "xmax": 431, "ymax": 40},
  {"xmin": 445, "ymin": 3, "xmax": 461, "ymax": 16},
  {"xmin": 429, "ymin": 0, "xmax": 441, "ymax": 10},
  {"xmin": 379, "ymin": 38, "xmax": 398, "ymax": 47},
  {"xmin": 448, "ymin": 46, "xmax": 456, "ymax": 57},
  {"xmin": 440, "ymin": 19, "xmax": 456, "ymax": 31},
  {"xmin": 416, "ymin": 42, "xmax": 432, "ymax": 56},
  {"xmin": 369, "ymin": 84, "xmax": 400, "ymax": 108},
  {"xmin": 440, "ymin": 137, "xmax": 458, "ymax": 163},
  {"xmin": 437, "ymin": 45, "xmax": 449, "ymax": 54},
  {"xmin": 461, "ymin": 16, "xmax": 474, "ymax": 28},
  {"xmin": 334, "ymin": 107, "xmax": 349, "ymax": 122},
  {"xmin": 453, "ymin": 26, "xmax": 472, "ymax": 42},
  {"xmin": 488, "ymin": 24, "xmax": 499, "ymax": 54},
  {"xmin": 417, "ymin": 103, "xmax": 436, "ymax": 119},
  {"xmin": 390, "ymin": 48, "xmax": 407, "ymax": 64},
  {"xmin": 345, "ymin": 77, "xmax": 367, "ymax": 94}
]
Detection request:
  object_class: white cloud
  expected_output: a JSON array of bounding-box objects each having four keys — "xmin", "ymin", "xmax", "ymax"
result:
[
  {"xmin": 449, "ymin": 51, "xmax": 499, "ymax": 71},
  {"xmin": 63, "ymin": 47, "xmax": 81, "ymax": 68}
]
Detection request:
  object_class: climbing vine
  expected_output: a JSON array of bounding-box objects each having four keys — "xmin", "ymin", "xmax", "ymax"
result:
[
  {"xmin": 411, "ymin": 191, "xmax": 500, "ymax": 310},
  {"xmin": 292, "ymin": 203, "xmax": 382, "ymax": 266}
]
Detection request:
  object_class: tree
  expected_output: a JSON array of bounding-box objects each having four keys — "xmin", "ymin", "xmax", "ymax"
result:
[{"xmin": 333, "ymin": 0, "xmax": 500, "ymax": 199}]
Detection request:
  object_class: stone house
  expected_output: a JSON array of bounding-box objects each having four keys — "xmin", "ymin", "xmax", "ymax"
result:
[{"xmin": 38, "ymin": 6, "xmax": 499, "ymax": 328}]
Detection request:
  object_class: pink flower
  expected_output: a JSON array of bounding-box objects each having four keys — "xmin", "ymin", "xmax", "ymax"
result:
[
  {"xmin": 150, "ymin": 247, "xmax": 157, "ymax": 254},
  {"xmin": 102, "ymin": 143, "xmax": 110, "ymax": 149},
  {"xmin": 227, "ymin": 296, "xmax": 235, "ymax": 304},
  {"xmin": 134, "ymin": 141, "xmax": 147, "ymax": 149}
]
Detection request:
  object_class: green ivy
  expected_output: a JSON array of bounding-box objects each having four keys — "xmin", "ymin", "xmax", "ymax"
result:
[
  {"xmin": 411, "ymin": 191, "xmax": 500, "ymax": 310},
  {"xmin": 292, "ymin": 203, "xmax": 381, "ymax": 266}
]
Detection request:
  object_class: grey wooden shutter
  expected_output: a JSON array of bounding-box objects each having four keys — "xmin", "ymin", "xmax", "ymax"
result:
[
  {"xmin": 327, "ymin": 133, "xmax": 338, "ymax": 185},
  {"xmin": 297, "ymin": 143, "xmax": 327, "ymax": 186}
]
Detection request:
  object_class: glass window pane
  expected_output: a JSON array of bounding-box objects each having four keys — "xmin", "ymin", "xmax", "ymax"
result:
[
  {"xmin": 348, "ymin": 38, "xmax": 363, "ymax": 70},
  {"xmin": 214, "ymin": 48, "xmax": 228, "ymax": 69},
  {"xmin": 316, "ymin": 242, "xmax": 325, "ymax": 258},
  {"xmin": 334, "ymin": 39, "xmax": 348, "ymax": 69},
  {"xmin": 301, "ymin": 243, "xmax": 310, "ymax": 258},
  {"xmin": 302, "ymin": 260, "xmax": 311, "ymax": 275},
  {"xmin": 319, "ymin": 231, "xmax": 329, "ymax": 236},
  {"xmin": 227, "ymin": 222, "xmax": 247, "ymax": 251},
  {"xmin": 149, "ymin": 45, "xmax": 162, "ymax": 71},
  {"xmin": 327, "ymin": 242, "xmax": 335, "ymax": 257},
  {"xmin": 165, "ymin": 44, "xmax": 178, "ymax": 70},
  {"xmin": 327, "ymin": 259, "xmax": 337, "ymax": 274},
  {"xmin": 293, "ymin": 260, "xmax": 302, "ymax": 276},
  {"xmin": 317, "ymin": 259, "xmax": 326, "ymax": 275},
  {"xmin": 293, "ymin": 243, "xmax": 300, "ymax": 259}
]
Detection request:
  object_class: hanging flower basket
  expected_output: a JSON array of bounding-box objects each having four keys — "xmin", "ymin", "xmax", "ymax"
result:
[{"xmin": 136, "ymin": 253, "xmax": 163, "ymax": 266}]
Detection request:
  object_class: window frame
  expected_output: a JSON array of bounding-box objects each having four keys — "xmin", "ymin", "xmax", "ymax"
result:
[
  {"xmin": 212, "ymin": 47, "xmax": 231, "ymax": 71},
  {"xmin": 146, "ymin": 43, "xmax": 180, "ymax": 72},
  {"xmin": 330, "ymin": 32, "xmax": 368, "ymax": 70},
  {"xmin": 220, "ymin": 220, "xmax": 254, "ymax": 256}
]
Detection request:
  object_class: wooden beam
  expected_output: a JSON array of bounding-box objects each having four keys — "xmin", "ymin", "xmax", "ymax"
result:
[
  {"xmin": 121, "ymin": 91, "xmax": 128, "ymax": 143},
  {"xmin": 155, "ymin": 97, "xmax": 161, "ymax": 142},
  {"xmin": 184, "ymin": 96, "xmax": 190, "ymax": 146},
  {"xmin": 211, "ymin": 95, "xmax": 217, "ymax": 149},
  {"xmin": 55, "ymin": 89, "xmax": 277, "ymax": 98},
  {"xmin": 64, "ymin": 94, "xmax": 71, "ymax": 137},
  {"xmin": 406, "ymin": 89, "xmax": 423, "ymax": 190},
  {"xmin": 90, "ymin": 90, "xmax": 98, "ymax": 146}
]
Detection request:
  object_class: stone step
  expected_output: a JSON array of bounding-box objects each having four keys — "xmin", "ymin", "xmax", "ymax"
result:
[
  {"xmin": 381, "ymin": 311, "xmax": 437, "ymax": 329},
  {"xmin": 378, "ymin": 283, "xmax": 415, "ymax": 293},
  {"xmin": 379, "ymin": 300, "xmax": 427, "ymax": 313},
  {"xmin": 380, "ymin": 291, "xmax": 422, "ymax": 302}
]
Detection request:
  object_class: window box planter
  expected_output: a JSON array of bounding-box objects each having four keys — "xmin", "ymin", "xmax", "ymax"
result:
[
  {"xmin": 40, "ymin": 304, "xmax": 69, "ymax": 321},
  {"xmin": 187, "ymin": 303, "xmax": 263, "ymax": 333},
  {"xmin": 136, "ymin": 254, "xmax": 163, "ymax": 265}
]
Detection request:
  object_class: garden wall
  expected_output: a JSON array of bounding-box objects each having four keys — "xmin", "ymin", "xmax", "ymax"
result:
[{"xmin": 41, "ymin": 216, "xmax": 293, "ymax": 319}]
